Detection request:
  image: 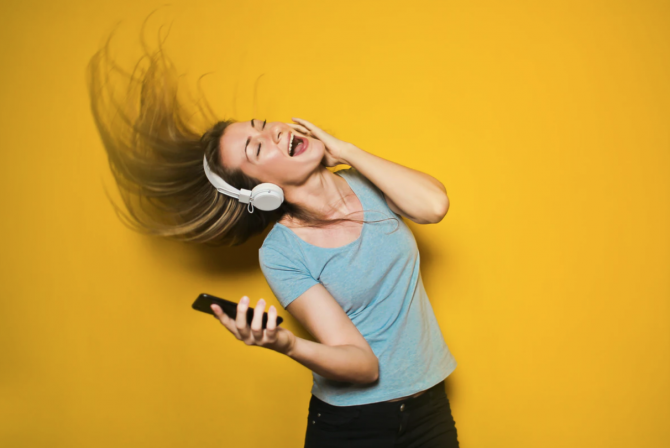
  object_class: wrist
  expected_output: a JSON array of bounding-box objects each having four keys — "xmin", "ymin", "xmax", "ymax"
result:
[
  {"xmin": 339, "ymin": 143, "xmax": 362, "ymax": 166},
  {"xmin": 281, "ymin": 331, "xmax": 297, "ymax": 357}
]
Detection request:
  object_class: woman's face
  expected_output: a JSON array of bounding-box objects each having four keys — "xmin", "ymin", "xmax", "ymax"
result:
[{"xmin": 219, "ymin": 119, "xmax": 325, "ymax": 188}]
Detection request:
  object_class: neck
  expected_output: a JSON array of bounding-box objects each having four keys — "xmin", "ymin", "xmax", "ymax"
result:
[{"xmin": 281, "ymin": 167, "xmax": 356, "ymax": 224}]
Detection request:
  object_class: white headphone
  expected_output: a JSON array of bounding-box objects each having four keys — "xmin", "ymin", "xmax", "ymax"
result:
[{"xmin": 202, "ymin": 154, "xmax": 284, "ymax": 213}]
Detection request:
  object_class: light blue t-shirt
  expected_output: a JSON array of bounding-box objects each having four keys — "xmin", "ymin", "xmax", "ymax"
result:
[{"xmin": 258, "ymin": 167, "xmax": 457, "ymax": 406}]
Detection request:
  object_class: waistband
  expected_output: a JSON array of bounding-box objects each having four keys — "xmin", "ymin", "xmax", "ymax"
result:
[{"xmin": 310, "ymin": 379, "xmax": 446, "ymax": 413}]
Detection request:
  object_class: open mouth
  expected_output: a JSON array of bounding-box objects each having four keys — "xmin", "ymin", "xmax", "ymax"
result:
[{"xmin": 289, "ymin": 133, "xmax": 308, "ymax": 157}]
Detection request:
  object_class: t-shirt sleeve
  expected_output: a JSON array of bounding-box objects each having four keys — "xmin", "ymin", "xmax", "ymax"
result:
[{"xmin": 259, "ymin": 245, "xmax": 319, "ymax": 309}]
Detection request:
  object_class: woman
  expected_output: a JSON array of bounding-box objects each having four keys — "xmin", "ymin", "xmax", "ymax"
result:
[{"xmin": 88, "ymin": 36, "xmax": 459, "ymax": 448}]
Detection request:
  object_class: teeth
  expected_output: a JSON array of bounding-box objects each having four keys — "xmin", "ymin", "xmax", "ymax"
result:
[{"xmin": 289, "ymin": 134, "xmax": 294, "ymax": 156}]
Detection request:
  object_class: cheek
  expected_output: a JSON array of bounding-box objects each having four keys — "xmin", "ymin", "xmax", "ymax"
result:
[
  {"xmin": 247, "ymin": 155, "xmax": 290, "ymax": 184},
  {"xmin": 248, "ymin": 142, "xmax": 324, "ymax": 186},
  {"xmin": 307, "ymin": 138, "xmax": 326, "ymax": 161},
  {"xmin": 315, "ymin": 139, "xmax": 326, "ymax": 156}
]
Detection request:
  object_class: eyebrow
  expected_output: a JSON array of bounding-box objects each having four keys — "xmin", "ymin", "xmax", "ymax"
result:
[
  {"xmin": 244, "ymin": 119, "xmax": 255, "ymax": 161},
  {"xmin": 244, "ymin": 119, "xmax": 266, "ymax": 161},
  {"xmin": 252, "ymin": 119, "xmax": 266, "ymax": 130}
]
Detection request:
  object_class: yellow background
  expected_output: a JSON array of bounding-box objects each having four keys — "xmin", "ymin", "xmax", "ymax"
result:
[{"xmin": 1, "ymin": 1, "xmax": 668, "ymax": 447}]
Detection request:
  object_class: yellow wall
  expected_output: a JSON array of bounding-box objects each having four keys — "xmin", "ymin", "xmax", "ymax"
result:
[{"xmin": 1, "ymin": 1, "xmax": 668, "ymax": 446}]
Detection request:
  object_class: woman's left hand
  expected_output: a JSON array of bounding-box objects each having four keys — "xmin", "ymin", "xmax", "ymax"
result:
[{"xmin": 288, "ymin": 117, "xmax": 354, "ymax": 167}]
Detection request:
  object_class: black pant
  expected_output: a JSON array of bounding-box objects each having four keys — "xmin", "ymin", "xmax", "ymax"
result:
[{"xmin": 304, "ymin": 380, "xmax": 459, "ymax": 448}]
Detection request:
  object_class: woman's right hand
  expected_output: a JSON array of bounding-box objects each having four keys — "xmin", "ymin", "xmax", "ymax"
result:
[{"xmin": 211, "ymin": 296, "xmax": 296, "ymax": 355}]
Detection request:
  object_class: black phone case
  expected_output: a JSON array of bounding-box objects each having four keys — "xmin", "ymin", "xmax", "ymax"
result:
[{"xmin": 192, "ymin": 293, "xmax": 283, "ymax": 329}]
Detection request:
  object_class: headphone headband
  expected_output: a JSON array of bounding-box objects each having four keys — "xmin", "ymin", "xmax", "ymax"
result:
[
  {"xmin": 202, "ymin": 155, "xmax": 251, "ymax": 203},
  {"xmin": 202, "ymin": 155, "xmax": 284, "ymax": 212}
]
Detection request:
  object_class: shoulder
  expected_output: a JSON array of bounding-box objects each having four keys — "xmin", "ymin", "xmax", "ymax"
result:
[
  {"xmin": 335, "ymin": 166, "xmax": 368, "ymax": 188},
  {"xmin": 258, "ymin": 224, "xmax": 318, "ymax": 309},
  {"xmin": 261, "ymin": 223, "xmax": 293, "ymax": 249},
  {"xmin": 259, "ymin": 224, "xmax": 306, "ymax": 268},
  {"xmin": 335, "ymin": 167, "xmax": 397, "ymax": 215},
  {"xmin": 335, "ymin": 167, "xmax": 381, "ymax": 199}
]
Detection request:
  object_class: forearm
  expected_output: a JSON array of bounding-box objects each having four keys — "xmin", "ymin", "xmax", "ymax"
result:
[
  {"xmin": 284, "ymin": 336, "xmax": 379, "ymax": 384},
  {"xmin": 341, "ymin": 144, "xmax": 449, "ymax": 223}
]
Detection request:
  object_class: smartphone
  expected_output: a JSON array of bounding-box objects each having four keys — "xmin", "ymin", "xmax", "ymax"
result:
[{"xmin": 192, "ymin": 293, "xmax": 283, "ymax": 329}]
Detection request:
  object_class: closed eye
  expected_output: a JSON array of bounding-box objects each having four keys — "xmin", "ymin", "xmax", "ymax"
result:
[{"xmin": 252, "ymin": 119, "xmax": 266, "ymax": 158}]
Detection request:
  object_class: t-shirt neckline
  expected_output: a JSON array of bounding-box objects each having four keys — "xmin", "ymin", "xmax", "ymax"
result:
[{"xmin": 274, "ymin": 170, "xmax": 366, "ymax": 251}]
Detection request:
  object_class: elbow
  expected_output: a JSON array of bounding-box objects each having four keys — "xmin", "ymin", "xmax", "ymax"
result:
[
  {"xmin": 435, "ymin": 197, "xmax": 450, "ymax": 223},
  {"xmin": 430, "ymin": 182, "xmax": 449, "ymax": 223},
  {"xmin": 425, "ymin": 196, "xmax": 450, "ymax": 224},
  {"xmin": 359, "ymin": 355, "xmax": 380, "ymax": 384},
  {"xmin": 349, "ymin": 353, "xmax": 379, "ymax": 384},
  {"xmin": 369, "ymin": 358, "xmax": 380, "ymax": 383}
]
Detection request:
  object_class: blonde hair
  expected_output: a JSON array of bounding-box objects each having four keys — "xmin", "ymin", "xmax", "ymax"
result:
[
  {"xmin": 87, "ymin": 28, "xmax": 396, "ymax": 247},
  {"xmin": 87, "ymin": 31, "xmax": 284, "ymax": 246}
]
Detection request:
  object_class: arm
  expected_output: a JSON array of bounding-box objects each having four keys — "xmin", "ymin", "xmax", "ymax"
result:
[
  {"xmin": 283, "ymin": 284, "xmax": 379, "ymax": 384},
  {"xmin": 289, "ymin": 117, "xmax": 449, "ymax": 224},
  {"xmin": 342, "ymin": 145, "xmax": 450, "ymax": 224},
  {"xmin": 211, "ymin": 285, "xmax": 379, "ymax": 385}
]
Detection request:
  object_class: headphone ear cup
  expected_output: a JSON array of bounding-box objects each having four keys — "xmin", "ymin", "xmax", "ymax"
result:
[{"xmin": 250, "ymin": 183, "xmax": 285, "ymax": 211}]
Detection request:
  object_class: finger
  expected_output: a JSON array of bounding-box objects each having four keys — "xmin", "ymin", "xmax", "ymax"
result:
[
  {"xmin": 211, "ymin": 304, "xmax": 228, "ymax": 322},
  {"xmin": 291, "ymin": 117, "xmax": 320, "ymax": 133},
  {"xmin": 250, "ymin": 298, "xmax": 265, "ymax": 340},
  {"xmin": 287, "ymin": 123, "xmax": 311, "ymax": 135},
  {"xmin": 236, "ymin": 296, "xmax": 250, "ymax": 338},
  {"xmin": 265, "ymin": 305, "xmax": 277, "ymax": 339},
  {"xmin": 287, "ymin": 122, "xmax": 309, "ymax": 131},
  {"xmin": 292, "ymin": 118, "xmax": 331, "ymax": 142},
  {"xmin": 211, "ymin": 304, "xmax": 242, "ymax": 339}
]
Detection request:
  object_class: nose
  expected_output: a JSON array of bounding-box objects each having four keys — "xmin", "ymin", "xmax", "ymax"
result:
[{"xmin": 268, "ymin": 122, "xmax": 287, "ymax": 145}]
